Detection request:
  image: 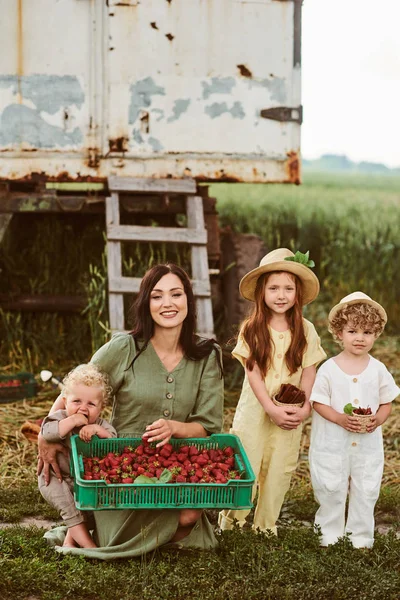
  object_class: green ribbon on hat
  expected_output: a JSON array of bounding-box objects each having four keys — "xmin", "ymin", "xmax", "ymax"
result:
[{"xmin": 284, "ymin": 250, "xmax": 315, "ymax": 268}]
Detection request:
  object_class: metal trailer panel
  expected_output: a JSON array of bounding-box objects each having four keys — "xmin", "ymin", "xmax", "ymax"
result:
[{"xmin": 0, "ymin": 0, "xmax": 301, "ymax": 184}]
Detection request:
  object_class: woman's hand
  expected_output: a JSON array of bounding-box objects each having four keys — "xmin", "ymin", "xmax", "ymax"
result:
[
  {"xmin": 268, "ymin": 405, "xmax": 302, "ymax": 430},
  {"xmin": 37, "ymin": 433, "xmax": 69, "ymax": 485},
  {"xmin": 143, "ymin": 419, "xmax": 176, "ymax": 447}
]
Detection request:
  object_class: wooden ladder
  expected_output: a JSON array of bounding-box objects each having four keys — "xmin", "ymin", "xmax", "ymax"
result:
[{"xmin": 105, "ymin": 176, "xmax": 214, "ymax": 338}]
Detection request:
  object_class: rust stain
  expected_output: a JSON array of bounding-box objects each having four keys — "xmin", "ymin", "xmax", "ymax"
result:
[
  {"xmin": 108, "ymin": 137, "xmax": 129, "ymax": 153},
  {"xmin": 150, "ymin": 22, "xmax": 159, "ymax": 30},
  {"xmin": 0, "ymin": 173, "xmax": 105, "ymax": 185},
  {"xmin": 165, "ymin": 33, "xmax": 174, "ymax": 41},
  {"xmin": 87, "ymin": 148, "xmax": 101, "ymax": 169},
  {"xmin": 285, "ymin": 151, "xmax": 301, "ymax": 185},
  {"xmin": 237, "ymin": 64, "xmax": 252, "ymax": 78}
]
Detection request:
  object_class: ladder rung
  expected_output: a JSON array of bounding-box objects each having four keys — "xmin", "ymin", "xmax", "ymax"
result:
[
  {"xmin": 107, "ymin": 224, "xmax": 207, "ymax": 245},
  {"xmin": 108, "ymin": 176, "xmax": 196, "ymax": 195},
  {"xmin": 109, "ymin": 276, "xmax": 211, "ymax": 297}
]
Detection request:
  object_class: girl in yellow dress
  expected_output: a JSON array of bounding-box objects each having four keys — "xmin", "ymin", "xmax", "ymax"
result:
[{"xmin": 219, "ymin": 248, "xmax": 326, "ymax": 534}]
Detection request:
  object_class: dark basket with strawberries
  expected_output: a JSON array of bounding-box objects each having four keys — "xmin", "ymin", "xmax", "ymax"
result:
[
  {"xmin": 0, "ymin": 372, "xmax": 37, "ymax": 404},
  {"xmin": 272, "ymin": 383, "xmax": 305, "ymax": 409},
  {"xmin": 70, "ymin": 434, "xmax": 256, "ymax": 511}
]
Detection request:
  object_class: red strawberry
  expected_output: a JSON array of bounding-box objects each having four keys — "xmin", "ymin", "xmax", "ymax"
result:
[
  {"xmin": 175, "ymin": 475, "xmax": 187, "ymax": 483},
  {"xmin": 189, "ymin": 475, "xmax": 199, "ymax": 483},
  {"xmin": 122, "ymin": 476, "xmax": 134, "ymax": 484},
  {"xmin": 189, "ymin": 446, "xmax": 199, "ymax": 457},
  {"xmin": 218, "ymin": 463, "xmax": 230, "ymax": 473}
]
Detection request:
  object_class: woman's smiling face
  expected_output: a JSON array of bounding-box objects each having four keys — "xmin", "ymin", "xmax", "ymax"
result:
[{"xmin": 149, "ymin": 272, "xmax": 188, "ymax": 331}]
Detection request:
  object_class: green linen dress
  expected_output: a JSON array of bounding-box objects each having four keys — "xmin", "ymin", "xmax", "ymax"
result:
[{"xmin": 45, "ymin": 333, "xmax": 224, "ymax": 559}]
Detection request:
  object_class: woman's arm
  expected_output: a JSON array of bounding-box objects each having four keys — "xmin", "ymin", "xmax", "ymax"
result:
[
  {"xmin": 246, "ymin": 363, "xmax": 302, "ymax": 430},
  {"xmin": 37, "ymin": 394, "xmax": 68, "ymax": 484},
  {"xmin": 37, "ymin": 434, "xmax": 69, "ymax": 484},
  {"xmin": 49, "ymin": 393, "xmax": 66, "ymax": 414},
  {"xmin": 313, "ymin": 402, "xmax": 361, "ymax": 432}
]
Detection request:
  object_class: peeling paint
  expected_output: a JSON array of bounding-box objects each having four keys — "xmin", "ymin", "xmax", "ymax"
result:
[
  {"xmin": 0, "ymin": 75, "xmax": 84, "ymax": 115},
  {"xmin": 205, "ymin": 101, "xmax": 245, "ymax": 120},
  {"xmin": 248, "ymin": 77, "xmax": 286, "ymax": 104},
  {"xmin": 167, "ymin": 99, "xmax": 190, "ymax": 122},
  {"xmin": 202, "ymin": 77, "xmax": 236, "ymax": 100},
  {"xmin": 152, "ymin": 108, "xmax": 165, "ymax": 122},
  {"xmin": 148, "ymin": 137, "xmax": 164, "ymax": 152},
  {"xmin": 128, "ymin": 77, "xmax": 166, "ymax": 123},
  {"xmin": 0, "ymin": 105, "xmax": 83, "ymax": 147},
  {"xmin": 132, "ymin": 129, "xmax": 144, "ymax": 144}
]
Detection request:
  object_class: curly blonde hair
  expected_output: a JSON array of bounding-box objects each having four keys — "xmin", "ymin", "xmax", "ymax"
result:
[
  {"xmin": 329, "ymin": 302, "xmax": 386, "ymax": 344},
  {"xmin": 62, "ymin": 363, "xmax": 113, "ymax": 405}
]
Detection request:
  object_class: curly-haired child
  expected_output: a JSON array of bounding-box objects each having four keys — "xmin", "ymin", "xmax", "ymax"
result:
[
  {"xmin": 38, "ymin": 363, "xmax": 117, "ymax": 548},
  {"xmin": 309, "ymin": 292, "xmax": 399, "ymax": 548}
]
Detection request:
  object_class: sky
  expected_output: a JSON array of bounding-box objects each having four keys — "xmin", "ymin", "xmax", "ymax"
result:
[{"xmin": 301, "ymin": 0, "xmax": 400, "ymax": 168}]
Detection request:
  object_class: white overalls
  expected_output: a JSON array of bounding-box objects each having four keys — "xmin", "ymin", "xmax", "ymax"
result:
[
  {"xmin": 219, "ymin": 319, "xmax": 326, "ymax": 534},
  {"xmin": 309, "ymin": 356, "xmax": 399, "ymax": 548}
]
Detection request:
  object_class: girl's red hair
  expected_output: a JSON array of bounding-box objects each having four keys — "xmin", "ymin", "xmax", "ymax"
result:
[{"xmin": 242, "ymin": 271, "xmax": 307, "ymax": 378}]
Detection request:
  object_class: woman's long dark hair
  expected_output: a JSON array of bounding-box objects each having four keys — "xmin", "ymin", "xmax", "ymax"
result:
[
  {"xmin": 128, "ymin": 263, "xmax": 222, "ymax": 374},
  {"xmin": 243, "ymin": 271, "xmax": 307, "ymax": 377}
]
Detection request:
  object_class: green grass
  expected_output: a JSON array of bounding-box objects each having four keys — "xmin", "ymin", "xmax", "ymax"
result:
[{"xmin": 1, "ymin": 520, "xmax": 399, "ymax": 600}]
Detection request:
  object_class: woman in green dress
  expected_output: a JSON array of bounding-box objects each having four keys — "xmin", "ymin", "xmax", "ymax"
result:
[{"xmin": 38, "ymin": 263, "xmax": 224, "ymax": 559}]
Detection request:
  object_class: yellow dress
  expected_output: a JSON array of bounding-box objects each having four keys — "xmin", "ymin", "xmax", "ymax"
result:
[{"xmin": 219, "ymin": 319, "xmax": 326, "ymax": 534}]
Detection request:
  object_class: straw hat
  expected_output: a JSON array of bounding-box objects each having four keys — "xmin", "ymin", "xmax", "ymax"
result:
[
  {"xmin": 328, "ymin": 291, "xmax": 387, "ymax": 324},
  {"xmin": 239, "ymin": 248, "xmax": 320, "ymax": 304}
]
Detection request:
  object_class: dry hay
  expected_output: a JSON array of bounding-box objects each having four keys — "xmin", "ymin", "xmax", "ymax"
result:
[{"xmin": 1, "ymin": 390, "xmax": 399, "ymax": 490}]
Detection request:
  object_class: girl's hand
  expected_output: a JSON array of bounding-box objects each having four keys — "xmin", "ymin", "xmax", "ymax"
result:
[
  {"xmin": 336, "ymin": 414, "xmax": 362, "ymax": 433},
  {"xmin": 296, "ymin": 405, "xmax": 311, "ymax": 424},
  {"xmin": 268, "ymin": 405, "xmax": 302, "ymax": 430},
  {"xmin": 143, "ymin": 419, "xmax": 176, "ymax": 447},
  {"xmin": 37, "ymin": 433, "xmax": 69, "ymax": 485},
  {"xmin": 79, "ymin": 424, "xmax": 98, "ymax": 442}
]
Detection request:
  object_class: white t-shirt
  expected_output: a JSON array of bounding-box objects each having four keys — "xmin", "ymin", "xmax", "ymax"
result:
[{"xmin": 309, "ymin": 356, "xmax": 399, "ymax": 454}]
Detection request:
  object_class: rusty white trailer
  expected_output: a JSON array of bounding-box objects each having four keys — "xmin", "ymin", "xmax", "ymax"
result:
[
  {"xmin": 0, "ymin": 0, "xmax": 302, "ymax": 184},
  {"xmin": 0, "ymin": 0, "xmax": 303, "ymax": 334}
]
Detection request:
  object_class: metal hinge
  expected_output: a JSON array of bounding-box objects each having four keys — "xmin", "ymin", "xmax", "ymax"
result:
[{"xmin": 260, "ymin": 106, "xmax": 303, "ymax": 125}]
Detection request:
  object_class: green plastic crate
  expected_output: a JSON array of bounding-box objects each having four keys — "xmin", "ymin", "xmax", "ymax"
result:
[
  {"xmin": 70, "ymin": 434, "xmax": 255, "ymax": 510},
  {"xmin": 0, "ymin": 372, "xmax": 37, "ymax": 404}
]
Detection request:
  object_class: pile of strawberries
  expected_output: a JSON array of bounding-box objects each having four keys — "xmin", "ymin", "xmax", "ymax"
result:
[{"xmin": 82, "ymin": 439, "xmax": 242, "ymax": 485}]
